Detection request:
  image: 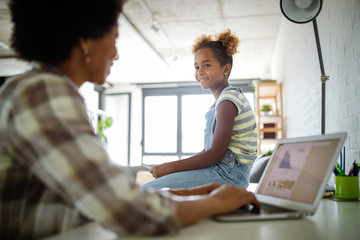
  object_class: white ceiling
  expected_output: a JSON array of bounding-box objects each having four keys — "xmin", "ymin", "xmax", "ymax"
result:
[{"xmin": 0, "ymin": 0, "xmax": 283, "ymax": 84}]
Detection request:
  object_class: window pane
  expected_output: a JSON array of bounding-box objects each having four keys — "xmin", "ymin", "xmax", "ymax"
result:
[
  {"xmin": 144, "ymin": 96, "xmax": 177, "ymax": 153},
  {"xmin": 182, "ymin": 94, "xmax": 214, "ymax": 153}
]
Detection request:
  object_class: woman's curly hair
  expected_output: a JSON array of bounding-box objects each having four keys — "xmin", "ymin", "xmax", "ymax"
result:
[
  {"xmin": 10, "ymin": 0, "xmax": 125, "ymax": 65},
  {"xmin": 192, "ymin": 29, "xmax": 240, "ymax": 71}
]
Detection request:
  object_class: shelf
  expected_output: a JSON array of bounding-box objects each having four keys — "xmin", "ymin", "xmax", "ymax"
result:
[
  {"xmin": 258, "ymin": 114, "xmax": 281, "ymax": 118},
  {"xmin": 255, "ymin": 81, "xmax": 284, "ymax": 154},
  {"xmin": 260, "ymin": 128, "xmax": 282, "ymax": 132}
]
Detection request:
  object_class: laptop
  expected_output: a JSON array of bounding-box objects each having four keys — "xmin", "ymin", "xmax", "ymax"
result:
[{"xmin": 213, "ymin": 132, "xmax": 347, "ymax": 222}]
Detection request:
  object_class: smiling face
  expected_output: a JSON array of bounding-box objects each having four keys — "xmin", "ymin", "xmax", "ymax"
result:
[
  {"xmin": 194, "ymin": 47, "xmax": 230, "ymax": 97},
  {"xmin": 86, "ymin": 24, "xmax": 119, "ymax": 85}
]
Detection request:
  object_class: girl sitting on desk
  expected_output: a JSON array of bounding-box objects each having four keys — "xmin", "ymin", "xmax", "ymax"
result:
[{"xmin": 142, "ymin": 29, "xmax": 257, "ymax": 190}]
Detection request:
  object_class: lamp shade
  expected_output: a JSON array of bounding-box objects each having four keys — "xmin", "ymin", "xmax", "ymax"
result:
[{"xmin": 280, "ymin": 0, "xmax": 323, "ymax": 23}]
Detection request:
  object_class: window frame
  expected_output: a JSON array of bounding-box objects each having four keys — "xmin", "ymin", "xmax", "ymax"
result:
[{"xmin": 140, "ymin": 80, "xmax": 255, "ymax": 164}]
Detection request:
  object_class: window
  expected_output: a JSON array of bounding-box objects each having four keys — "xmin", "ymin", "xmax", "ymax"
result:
[
  {"xmin": 181, "ymin": 94, "xmax": 214, "ymax": 152},
  {"xmin": 141, "ymin": 81, "xmax": 255, "ymax": 165},
  {"xmin": 144, "ymin": 95, "xmax": 178, "ymax": 153}
]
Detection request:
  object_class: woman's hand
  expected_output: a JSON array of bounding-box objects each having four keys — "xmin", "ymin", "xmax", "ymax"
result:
[
  {"xmin": 174, "ymin": 184, "xmax": 260, "ymax": 227},
  {"xmin": 208, "ymin": 184, "xmax": 260, "ymax": 215}
]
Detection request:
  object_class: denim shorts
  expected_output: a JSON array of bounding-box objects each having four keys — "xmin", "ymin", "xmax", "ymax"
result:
[{"xmin": 141, "ymin": 150, "xmax": 252, "ymax": 190}]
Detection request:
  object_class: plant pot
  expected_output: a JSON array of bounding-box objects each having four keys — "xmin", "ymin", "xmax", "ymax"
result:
[{"xmin": 260, "ymin": 111, "xmax": 273, "ymax": 116}]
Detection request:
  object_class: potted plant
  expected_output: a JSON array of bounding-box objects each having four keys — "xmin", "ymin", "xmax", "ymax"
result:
[
  {"xmin": 260, "ymin": 104, "xmax": 273, "ymax": 115},
  {"xmin": 97, "ymin": 116, "xmax": 113, "ymax": 146}
]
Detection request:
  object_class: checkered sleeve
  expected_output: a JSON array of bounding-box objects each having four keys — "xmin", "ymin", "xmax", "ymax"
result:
[{"xmin": 8, "ymin": 73, "xmax": 180, "ymax": 236}]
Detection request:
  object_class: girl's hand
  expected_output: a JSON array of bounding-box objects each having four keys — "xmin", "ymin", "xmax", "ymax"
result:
[{"xmin": 150, "ymin": 163, "xmax": 173, "ymax": 178}]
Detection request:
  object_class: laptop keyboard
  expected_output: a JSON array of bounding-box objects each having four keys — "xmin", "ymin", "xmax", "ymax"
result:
[
  {"xmin": 260, "ymin": 204, "xmax": 294, "ymax": 213},
  {"xmin": 236, "ymin": 203, "xmax": 295, "ymax": 215}
]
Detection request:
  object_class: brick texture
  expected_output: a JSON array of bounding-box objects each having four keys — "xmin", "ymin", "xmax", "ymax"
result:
[{"xmin": 273, "ymin": 0, "xmax": 360, "ymax": 173}]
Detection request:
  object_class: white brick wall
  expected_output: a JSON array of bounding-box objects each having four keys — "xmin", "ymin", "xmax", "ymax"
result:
[{"xmin": 273, "ymin": 0, "xmax": 360, "ymax": 173}]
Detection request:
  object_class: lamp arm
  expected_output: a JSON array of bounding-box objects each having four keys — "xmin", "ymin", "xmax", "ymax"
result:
[
  {"xmin": 312, "ymin": 18, "xmax": 329, "ymax": 134},
  {"xmin": 312, "ymin": 19, "xmax": 329, "ymax": 83}
]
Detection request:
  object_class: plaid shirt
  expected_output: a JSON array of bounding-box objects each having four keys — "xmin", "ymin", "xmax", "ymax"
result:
[{"xmin": 0, "ymin": 66, "xmax": 180, "ymax": 239}]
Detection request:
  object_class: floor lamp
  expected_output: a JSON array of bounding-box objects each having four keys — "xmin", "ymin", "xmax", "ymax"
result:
[{"xmin": 280, "ymin": 0, "xmax": 329, "ymax": 134}]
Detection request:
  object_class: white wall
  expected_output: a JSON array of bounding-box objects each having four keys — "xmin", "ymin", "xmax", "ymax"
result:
[
  {"xmin": 273, "ymin": 0, "xmax": 360, "ymax": 173},
  {"xmin": 107, "ymin": 15, "xmax": 187, "ymax": 84}
]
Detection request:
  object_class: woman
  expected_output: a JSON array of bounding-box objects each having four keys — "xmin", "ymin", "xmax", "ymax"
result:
[{"xmin": 0, "ymin": 0, "xmax": 259, "ymax": 239}]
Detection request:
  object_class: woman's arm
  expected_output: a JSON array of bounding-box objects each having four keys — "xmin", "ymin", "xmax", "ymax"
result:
[
  {"xmin": 168, "ymin": 182, "xmax": 222, "ymax": 196},
  {"xmin": 17, "ymin": 77, "xmax": 181, "ymax": 235},
  {"xmin": 151, "ymin": 100, "xmax": 237, "ymax": 178}
]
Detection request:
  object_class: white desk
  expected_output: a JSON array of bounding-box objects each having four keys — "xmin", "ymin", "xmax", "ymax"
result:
[{"xmin": 45, "ymin": 198, "xmax": 360, "ymax": 240}]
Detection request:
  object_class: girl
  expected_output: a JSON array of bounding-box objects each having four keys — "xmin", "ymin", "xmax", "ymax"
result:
[{"xmin": 142, "ymin": 29, "xmax": 257, "ymax": 190}]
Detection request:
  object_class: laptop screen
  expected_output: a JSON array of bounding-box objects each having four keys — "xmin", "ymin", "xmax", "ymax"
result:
[{"xmin": 257, "ymin": 137, "xmax": 342, "ymax": 204}]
